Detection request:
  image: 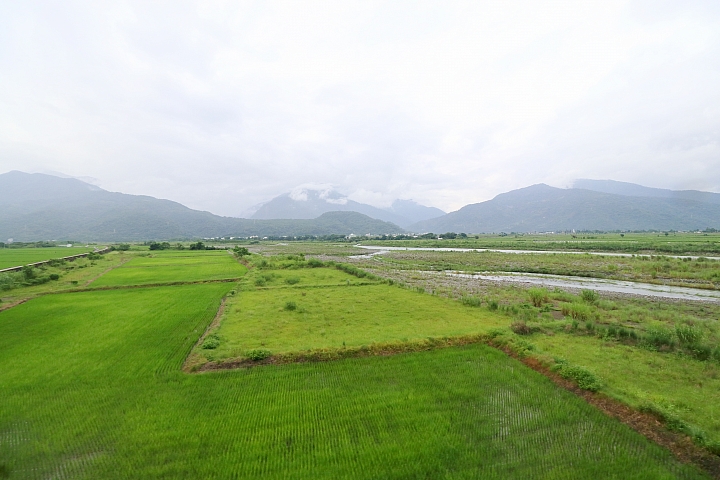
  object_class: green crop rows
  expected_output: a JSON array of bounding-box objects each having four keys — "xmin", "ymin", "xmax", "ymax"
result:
[
  {"xmin": 0, "ymin": 251, "xmax": 708, "ymax": 478},
  {"xmin": 90, "ymin": 253, "xmax": 247, "ymax": 286},
  {"xmin": 0, "ymin": 247, "xmax": 95, "ymax": 270}
]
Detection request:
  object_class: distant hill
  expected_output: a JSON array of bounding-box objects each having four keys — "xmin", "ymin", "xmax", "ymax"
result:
[
  {"xmin": 574, "ymin": 179, "xmax": 720, "ymax": 205},
  {"xmin": 408, "ymin": 184, "xmax": 720, "ymax": 233},
  {"xmin": 0, "ymin": 172, "xmax": 403, "ymax": 241},
  {"xmin": 252, "ymin": 187, "xmax": 443, "ymax": 227}
]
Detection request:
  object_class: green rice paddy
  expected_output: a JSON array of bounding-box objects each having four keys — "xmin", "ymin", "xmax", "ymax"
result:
[
  {"xmin": 0, "ymin": 250, "xmax": 710, "ymax": 478},
  {"xmin": 90, "ymin": 253, "xmax": 247, "ymax": 286}
]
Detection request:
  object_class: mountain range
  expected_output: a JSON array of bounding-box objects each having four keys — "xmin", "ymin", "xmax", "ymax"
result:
[
  {"xmin": 1, "ymin": 171, "xmax": 718, "ymax": 241},
  {"xmin": 0, "ymin": 172, "xmax": 402, "ymax": 241},
  {"xmin": 251, "ymin": 187, "xmax": 444, "ymax": 227},
  {"xmin": 409, "ymin": 182, "xmax": 720, "ymax": 233}
]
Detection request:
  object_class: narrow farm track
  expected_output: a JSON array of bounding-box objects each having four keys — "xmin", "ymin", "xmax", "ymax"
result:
[{"xmin": 82, "ymin": 256, "xmax": 134, "ymax": 286}]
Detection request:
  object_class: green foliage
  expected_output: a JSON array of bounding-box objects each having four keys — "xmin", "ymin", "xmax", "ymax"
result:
[
  {"xmin": 285, "ymin": 277, "xmax": 300, "ymax": 285},
  {"xmin": 527, "ymin": 287, "xmax": 549, "ymax": 307},
  {"xmin": 561, "ymin": 302, "xmax": 595, "ymax": 321},
  {"xmin": 460, "ymin": 295, "xmax": 482, "ymax": 307},
  {"xmin": 284, "ymin": 301, "xmax": 297, "ymax": 311},
  {"xmin": 246, "ymin": 348, "xmax": 272, "ymax": 361},
  {"xmin": 149, "ymin": 241, "xmax": 171, "ymax": 251},
  {"xmin": 202, "ymin": 334, "xmax": 221, "ymax": 349},
  {"xmin": 233, "ymin": 246, "xmax": 250, "ymax": 256},
  {"xmin": 49, "ymin": 274, "xmax": 60, "ymax": 281},
  {"xmin": 675, "ymin": 323, "xmax": 704, "ymax": 346},
  {"xmin": 306, "ymin": 258, "xmax": 324, "ymax": 268},
  {"xmin": 510, "ymin": 321, "xmax": 534, "ymax": 335},
  {"xmin": 189, "ymin": 241, "xmax": 206, "ymax": 250},
  {"xmin": 580, "ymin": 289, "xmax": 599, "ymax": 304},
  {"xmin": 552, "ymin": 360, "xmax": 602, "ymax": 392},
  {"xmin": 487, "ymin": 299, "xmax": 499, "ymax": 311},
  {"xmin": 116, "ymin": 244, "xmax": 131, "ymax": 251}
]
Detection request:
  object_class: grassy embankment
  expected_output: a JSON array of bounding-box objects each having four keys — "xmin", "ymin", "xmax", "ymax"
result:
[
  {"xmin": 0, "ymin": 253, "xmax": 706, "ymax": 478},
  {"xmin": 0, "ymin": 246, "xmax": 97, "ymax": 270}
]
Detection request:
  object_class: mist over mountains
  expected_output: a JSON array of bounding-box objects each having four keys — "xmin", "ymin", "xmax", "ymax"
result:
[
  {"xmin": 251, "ymin": 187, "xmax": 444, "ymax": 227},
  {"xmin": 1, "ymin": 171, "xmax": 719, "ymax": 242},
  {"xmin": 0, "ymin": 172, "xmax": 403, "ymax": 241}
]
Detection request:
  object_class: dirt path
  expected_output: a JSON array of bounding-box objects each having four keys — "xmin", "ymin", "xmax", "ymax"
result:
[
  {"xmin": 83, "ymin": 256, "xmax": 133, "ymax": 287},
  {"xmin": 183, "ymin": 296, "xmax": 230, "ymax": 372}
]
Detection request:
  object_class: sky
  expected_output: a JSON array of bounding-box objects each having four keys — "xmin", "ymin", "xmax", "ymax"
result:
[{"xmin": 1, "ymin": 1, "xmax": 719, "ymax": 217}]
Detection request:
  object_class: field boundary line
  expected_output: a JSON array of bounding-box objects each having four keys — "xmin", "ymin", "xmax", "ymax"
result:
[{"xmin": 183, "ymin": 296, "xmax": 230, "ymax": 372}]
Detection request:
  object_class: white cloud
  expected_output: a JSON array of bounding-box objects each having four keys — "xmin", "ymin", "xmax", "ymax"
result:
[{"xmin": 1, "ymin": 0, "xmax": 719, "ymax": 215}]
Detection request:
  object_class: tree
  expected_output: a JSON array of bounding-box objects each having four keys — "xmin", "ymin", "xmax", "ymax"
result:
[
  {"xmin": 233, "ymin": 246, "xmax": 250, "ymax": 256},
  {"xmin": 189, "ymin": 241, "xmax": 205, "ymax": 250}
]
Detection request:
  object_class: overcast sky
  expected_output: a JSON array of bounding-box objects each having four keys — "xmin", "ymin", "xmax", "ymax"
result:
[{"xmin": 1, "ymin": 1, "xmax": 719, "ymax": 216}]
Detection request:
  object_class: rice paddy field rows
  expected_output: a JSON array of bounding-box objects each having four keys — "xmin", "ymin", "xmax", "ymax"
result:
[
  {"xmin": 0, "ymin": 283, "xmax": 706, "ymax": 478},
  {"xmin": 353, "ymin": 262, "xmax": 720, "ymax": 452},
  {"xmin": 89, "ymin": 251, "xmax": 247, "ymax": 287},
  {"xmin": 1, "ymin": 247, "xmax": 716, "ymax": 478}
]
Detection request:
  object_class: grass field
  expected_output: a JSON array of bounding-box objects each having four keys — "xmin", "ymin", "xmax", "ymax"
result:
[
  {"xmin": 0, "ymin": 246, "xmax": 95, "ymax": 269},
  {"xmin": 0, "ymin": 283, "xmax": 704, "ymax": 478},
  {"xmin": 208, "ymin": 283, "xmax": 507, "ymax": 360},
  {"xmin": 90, "ymin": 252, "xmax": 247, "ymax": 286}
]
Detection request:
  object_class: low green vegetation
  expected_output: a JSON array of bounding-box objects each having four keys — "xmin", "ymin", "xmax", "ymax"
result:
[
  {"xmin": 0, "ymin": 246, "xmax": 95, "ymax": 270},
  {"xmin": 3, "ymin": 246, "xmax": 719, "ymax": 477},
  {"xmin": 360, "ymin": 231, "xmax": 720, "ymax": 255},
  {"xmin": 362, "ymin": 249, "xmax": 720, "ymax": 289},
  {"xmin": 0, "ymin": 282, "xmax": 704, "ymax": 478},
  {"xmin": 362, "ymin": 258, "xmax": 720, "ymax": 455},
  {"xmin": 197, "ymin": 281, "xmax": 507, "ymax": 364},
  {"xmin": 90, "ymin": 252, "xmax": 246, "ymax": 286}
]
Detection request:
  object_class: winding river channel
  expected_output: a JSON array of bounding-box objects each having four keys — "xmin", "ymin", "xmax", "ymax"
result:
[{"xmin": 353, "ymin": 245, "xmax": 720, "ymax": 302}]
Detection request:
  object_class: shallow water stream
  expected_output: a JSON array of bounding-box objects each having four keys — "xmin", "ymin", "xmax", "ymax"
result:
[
  {"xmin": 355, "ymin": 245, "xmax": 720, "ymax": 260},
  {"xmin": 438, "ymin": 271, "xmax": 720, "ymax": 302}
]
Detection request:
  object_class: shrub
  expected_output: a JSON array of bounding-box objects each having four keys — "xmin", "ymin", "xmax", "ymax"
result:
[
  {"xmin": 285, "ymin": 277, "xmax": 300, "ymax": 285},
  {"xmin": 561, "ymin": 302, "xmax": 594, "ymax": 321},
  {"xmin": 510, "ymin": 321, "xmax": 533, "ymax": 335},
  {"xmin": 643, "ymin": 325, "xmax": 676, "ymax": 348},
  {"xmin": 487, "ymin": 300, "xmax": 499, "ymax": 311},
  {"xmin": 581, "ymin": 289, "xmax": 599, "ymax": 304},
  {"xmin": 461, "ymin": 295, "xmax": 482, "ymax": 307},
  {"xmin": 246, "ymin": 349, "xmax": 272, "ymax": 361},
  {"xmin": 254, "ymin": 278, "xmax": 266, "ymax": 287},
  {"xmin": 675, "ymin": 323, "xmax": 704, "ymax": 346},
  {"xmin": 201, "ymin": 334, "xmax": 221, "ymax": 350},
  {"xmin": 527, "ymin": 287, "xmax": 549, "ymax": 307},
  {"xmin": 552, "ymin": 360, "xmax": 602, "ymax": 392},
  {"xmin": 284, "ymin": 301, "xmax": 297, "ymax": 311},
  {"xmin": 306, "ymin": 258, "xmax": 323, "ymax": 268},
  {"xmin": 49, "ymin": 274, "xmax": 60, "ymax": 281}
]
